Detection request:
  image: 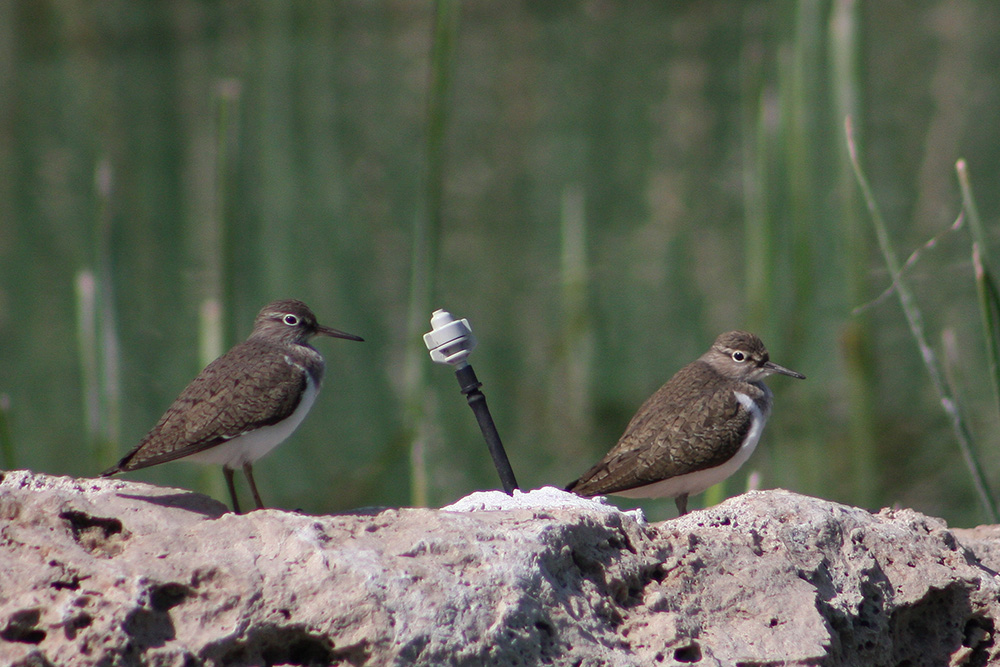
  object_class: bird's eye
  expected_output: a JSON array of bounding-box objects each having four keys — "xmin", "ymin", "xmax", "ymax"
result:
[
  {"xmin": 732, "ymin": 351, "xmax": 746, "ymax": 362},
  {"xmin": 283, "ymin": 314, "xmax": 299, "ymax": 326}
]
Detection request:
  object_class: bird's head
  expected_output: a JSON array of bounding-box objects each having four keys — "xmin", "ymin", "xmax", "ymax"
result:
[
  {"xmin": 251, "ymin": 299, "xmax": 364, "ymax": 346},
  {"xmin": 702, "ymin": 330, "xmax": 805, "ymax": 383}
]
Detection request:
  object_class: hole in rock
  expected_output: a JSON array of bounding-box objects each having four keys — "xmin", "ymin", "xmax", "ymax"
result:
[
  {"xmin": 674, "ymin": 641, "xmax": 702, "ymax": 663},
  {"xmin": 203, "ymin": 624, "xmax": 365, "ymax": 666},
  {"xmin": 150, "ymin": 583, "xmax": 192, "ymax": 612},
  {"xmin": 2, "ymin": 609, "xmax": 46, "ymax": 644},
  {"xmin": 59, "ymin": 510, "xmax": 128, "ymax": 557}
]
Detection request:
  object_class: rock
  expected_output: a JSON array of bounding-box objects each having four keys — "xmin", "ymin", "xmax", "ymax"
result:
[{"xmin": 0, "ymin": 469, "xmax": 997, "ymax": 667}]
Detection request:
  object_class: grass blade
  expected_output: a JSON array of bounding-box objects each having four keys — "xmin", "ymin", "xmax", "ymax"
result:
[
  {"xmin": 846, "ymin": 117, "xmax": 997, "ymax": 522},
  {"xmin": 958, "ymin": 161, "xmax": 1000, "ymax": 426},
  {"xmin": 973, "ymin": 245, "xmax": 1000, "ymax": 423},
  {"xmin": 958, "ymin": 159, "xmax": 990, "ymax": 269}
]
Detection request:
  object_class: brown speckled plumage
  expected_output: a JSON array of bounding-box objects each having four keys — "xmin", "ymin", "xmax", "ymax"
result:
[
  {"xmin": 567, "ymin": 331, "xmax": 804, "ymax": 515},
  {"xmin": 110, "ymin": 337, "xmax": 315, "ymax": 470},
  {"xmin": 102, "ymin": 299, "xmax": 362, "ymax": 512}
]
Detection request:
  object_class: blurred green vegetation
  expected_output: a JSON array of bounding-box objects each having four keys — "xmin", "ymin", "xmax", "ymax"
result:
[{"xmin": 2, "ymin": 1, "xmax": 1000, "ymax": 526}]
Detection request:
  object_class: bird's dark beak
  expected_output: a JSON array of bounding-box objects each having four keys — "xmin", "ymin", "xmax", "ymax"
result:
[
  {"xmin": 317, "ymin": 325, "xmax": 364, "ymax": 342},
  {"xmin": 763, "ymin": 360, "xmax": 805, "ymax": 380}
]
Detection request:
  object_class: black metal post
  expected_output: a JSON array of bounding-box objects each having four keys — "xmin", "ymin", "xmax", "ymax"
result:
[{"xmin": 454, "ymin": 364, "xmax": 519, "ymax": 494}]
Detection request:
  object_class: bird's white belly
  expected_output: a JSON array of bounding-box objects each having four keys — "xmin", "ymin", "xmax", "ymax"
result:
[
  {"xmin": 185, "ymin": 378, "xmax": 319, "ymax": 468},
  {"xmin": 616, "ymin": 390, "xmax": 770, "ymax": 499}
]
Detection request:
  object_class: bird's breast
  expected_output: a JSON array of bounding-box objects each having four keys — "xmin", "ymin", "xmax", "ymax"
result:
[{"xmin": 287, "ymin": 347, "xmax": 326, "ymax": 386}]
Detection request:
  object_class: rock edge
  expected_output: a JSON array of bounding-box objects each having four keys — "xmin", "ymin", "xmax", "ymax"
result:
[{"xmin": 0, "ymin": 470, "xmax": 997, "ymax": 667}]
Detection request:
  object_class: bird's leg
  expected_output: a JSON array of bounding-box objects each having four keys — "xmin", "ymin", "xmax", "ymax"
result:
[
  {"xmin": 243, "ymin": 462, "xmax": 265, "ymax": 510},
  {"xmin": 674, "ymin": 493, "xmax": 689, "ymax": 516},
  {"xmin": 223, "ymin": 466, "xmax": 242, "ymax": 514}
]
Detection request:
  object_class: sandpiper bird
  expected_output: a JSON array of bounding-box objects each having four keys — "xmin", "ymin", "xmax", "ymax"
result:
[
  {"xmin": 102, "ymin": 299, "xmax": 363, "ymax": 513},
  {"xmin": 567, "ymin": 330, "xmax": 804, "ymax": 515}
]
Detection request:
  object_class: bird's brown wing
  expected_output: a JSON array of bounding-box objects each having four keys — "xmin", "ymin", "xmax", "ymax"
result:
[
  {"xmin": 567, "ymin": 361, "xmax": 753, "ymax": 496},
  {"xmin": 103, "ymin": 341, "xmax": 307, "ymax": 474}
]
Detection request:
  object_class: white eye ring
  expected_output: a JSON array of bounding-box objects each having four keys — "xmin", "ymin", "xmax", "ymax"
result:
[
  {"xmin": 732, "ymin": 351, "xmax": 746, "ymax": 362},
  {"xmin": 283, "ymin": 314, "xmax": 299, "ymax": 326}
]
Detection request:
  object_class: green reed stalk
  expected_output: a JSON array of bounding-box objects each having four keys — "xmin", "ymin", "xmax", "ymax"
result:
[
  {"xmin": 557, "ymin": 184, "xmax": 594, "ymax": 456},
  {"xmin": 846, "ymin": 118, "xmax": 997, "ymax": 522},
  {"xmin": 192, "ymin": 80, "xmax": 242, "ymax": 503},
  {"xmin": 76, "ymin": 159, "xmax": 123, "ymax": 471},
  {"xmin": 75, "ymin": 270, "xmax": 99, "ymax": 458},
  {"xmin": 957, "ymin": 160, "xmax": 990, "ymax": 269},
  {"xmin": 216, "ymin": 79, "xmax": 241, "ymax": 345},
  {"xmin": 0, "ymin": 394, "xmax": 13, "ymax": 469},
  {"xmin": 830, "ymin": 0, "xmax": 877, "ymax": 507},
  {"xmin": 784, "ymin": 0, "xmax": 823, "ymax": 344},
  {"xmin": 403, "ymin": 0, "xmax": 458, "ymax": 506},
  {"xmin": 95, "ymin": 161, "xmax": 122, "ymax": 462},
  {"xmin": 743, "ymin": 90, "xmax": 774, "ymax": 335},
  {"xmin": 197, "ymin": 298, "xmax": 227, "ymax": 502},
  {"xmin": 972, "ymin": 246, "xmax": 1000, "ymax": 422},
  {"xmin": 957, "ymin": 161, "xmax": 1000, "ymax": 425},
  {"xmin": 75, "ymin": 268, "xmax": 119, "ymax": 469}
]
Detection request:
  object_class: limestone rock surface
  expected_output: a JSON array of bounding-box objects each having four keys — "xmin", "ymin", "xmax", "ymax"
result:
[{"xmin": 0, "ymin": 469, "xmax": 998, "ymax": 666}]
